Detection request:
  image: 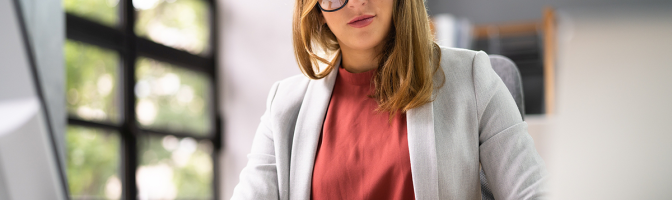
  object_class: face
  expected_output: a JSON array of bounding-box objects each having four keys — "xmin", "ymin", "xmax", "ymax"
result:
[{"xmin": 320, "ymin": 0, "xmax": 394, "ymax": 52}]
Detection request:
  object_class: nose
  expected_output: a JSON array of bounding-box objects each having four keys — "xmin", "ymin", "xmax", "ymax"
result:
[{"xmin": 347, "ymin": 0, "xmax": 367, "ymax": 9}]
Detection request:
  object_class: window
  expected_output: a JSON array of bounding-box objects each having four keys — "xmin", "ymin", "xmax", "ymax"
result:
[{"xmin": 63, "ymin": 0, "xmax": 220, "ymax": 199}]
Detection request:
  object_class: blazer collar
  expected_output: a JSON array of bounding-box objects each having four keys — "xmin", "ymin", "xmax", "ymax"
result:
[
  {"xmin": 289, "ymin": 58, "xmax": 340, "ymax": 200},
  {"xmin": 407, "ymin": 101, "xmax": 440, "ymax": 199},
  {"xmin": 289, "ymin": 57, "xmax": 439, "ymax": 200}
]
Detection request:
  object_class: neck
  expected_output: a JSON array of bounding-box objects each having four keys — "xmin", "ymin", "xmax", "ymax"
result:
[{"xmin": 339, "ymin": 44, "xmax": 383, "ymax": 73}]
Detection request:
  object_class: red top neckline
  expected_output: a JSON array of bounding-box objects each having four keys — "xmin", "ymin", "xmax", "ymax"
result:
[{"xmin": 338, "ymin": 66, "xmax": 377, "ymax": 86}]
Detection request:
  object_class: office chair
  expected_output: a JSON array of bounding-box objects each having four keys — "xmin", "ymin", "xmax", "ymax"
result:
[{"xmin": 480, "ymin": 55, "xmax": 526, "ymax": 200}]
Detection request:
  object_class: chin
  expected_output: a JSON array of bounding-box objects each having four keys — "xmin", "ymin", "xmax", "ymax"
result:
[{"xmin": 346, "ymin": 37, "xmax": 386, "ymax": 51}]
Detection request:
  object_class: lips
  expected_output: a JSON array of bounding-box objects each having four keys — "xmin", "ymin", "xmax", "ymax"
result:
[{"xmin": 347, "ymin": 15, "xmax": 375, "ymax": 28}]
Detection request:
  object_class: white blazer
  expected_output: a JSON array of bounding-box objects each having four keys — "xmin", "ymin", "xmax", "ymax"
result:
[{"xmin": 231, "ymin": 47, "xmax": 547, "ymax": 200}]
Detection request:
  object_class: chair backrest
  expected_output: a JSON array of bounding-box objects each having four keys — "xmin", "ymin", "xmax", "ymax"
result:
[
  {"xmin": 480, "ymin": 55, "xmax": 525, "ymax": 200},
  {"xmin": 489, "ymin": 55, "xmax": 525, "ymax": 120}
]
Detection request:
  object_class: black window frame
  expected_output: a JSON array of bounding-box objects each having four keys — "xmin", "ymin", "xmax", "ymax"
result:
[{"xmin": 65, "ymin": 0, "xmax": 221, "ymax": 199}]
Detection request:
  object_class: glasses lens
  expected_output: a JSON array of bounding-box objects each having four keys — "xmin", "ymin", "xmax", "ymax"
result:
[{"xmin": 319, "ymin": 0, "xmax": 346, "ymax": 11}]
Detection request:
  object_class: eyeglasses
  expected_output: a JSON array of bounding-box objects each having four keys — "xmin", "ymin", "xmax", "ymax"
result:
[{"xmin": 317, "ymin": 0, "xmax": 349, "ymax": 12}]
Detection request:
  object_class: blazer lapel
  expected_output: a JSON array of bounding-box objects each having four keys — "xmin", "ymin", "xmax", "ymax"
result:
[
  {"xmin": 407, "ymin": 101, "xmax": 440, "ymax": 200},
  {"xmin": 289, "ymin": 59, "xmax": 340, "ymax": 200}
]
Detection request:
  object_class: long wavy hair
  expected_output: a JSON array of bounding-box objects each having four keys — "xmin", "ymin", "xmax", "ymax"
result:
[{"xmin": 292, "ymin": 0, "xmax": 444, "ymax": 115}]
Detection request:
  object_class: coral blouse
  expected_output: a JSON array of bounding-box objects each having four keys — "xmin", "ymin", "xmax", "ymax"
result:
[{"xmin": 311, "ymin": 66, "xmax": 415, "ymax": 200}]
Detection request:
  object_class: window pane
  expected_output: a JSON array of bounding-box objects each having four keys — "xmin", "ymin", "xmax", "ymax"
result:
[
  {"xmin": 135, "ymin": 0, "xmax": 211, "ymax": 55},
  {"xmin": 66, "ymin": 126, "xmax": 122, "ymax": 200},
  {"xmin": 137, "ymin": 135, "xmax": 213, "ymax": 199},
  {"xmin": 135, "ymin": 57, "xmax": 212, "ymax": 135},
  {"xmin": 65, "ymin": 40, "xmax": 120, "ymax": 123},
  {"xmin": 63, "ymin": 0, "xmax": 119, "ymax": 27}
]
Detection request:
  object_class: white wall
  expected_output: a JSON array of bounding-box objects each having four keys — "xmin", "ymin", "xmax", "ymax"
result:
[
  {"xmin": 548, "ymin": 5, "xmax": 672, "ymax": 199},
  {"xmin": 16, "ymin": 0, "xmax": 65, "ymax": 169},
  {"xmin": 0, "ymin": 0, "xmax": 66, "ymax": 198},
  {"xmin": 217, "ymin": 0, "xmax": 301, "ymax": 199}
]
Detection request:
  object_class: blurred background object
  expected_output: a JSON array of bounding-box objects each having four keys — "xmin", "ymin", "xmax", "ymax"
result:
[
  {"xmin": 0, "ymin": 0, "xmax": 68, "ymax": 199},
  {"xmin": 134, "ymin": 0, "xmax": 211, "ymax": 55},
  {"xmin": 429, "ymin": 1, "xmax": 672, "ymax": 199},
  {"xmin": 62, "ymin": 0, "xmax": 220, "ymax": 199},
  {"xmin": 2, "ymin": 0, "xmax": 671, "ymax": 199},
  {"xmin": 549, "ymin": 5, "xmax": 672, "ymax": 199}
]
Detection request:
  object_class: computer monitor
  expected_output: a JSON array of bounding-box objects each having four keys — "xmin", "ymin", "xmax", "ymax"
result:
[{"xmin": 0, "ymin": 0, "xmax": 68, "ymax": 199}]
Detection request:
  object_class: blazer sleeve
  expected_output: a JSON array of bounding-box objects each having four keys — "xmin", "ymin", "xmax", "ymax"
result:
[
  {"xmin": 230, "ymin": 81, "xmax": 281, "ymax": 200},
  {"xmin": 473, "ymin": 51, "xmax": 548, "ymax": 200}
]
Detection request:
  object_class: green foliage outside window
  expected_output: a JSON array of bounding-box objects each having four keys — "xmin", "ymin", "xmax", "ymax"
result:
[
  {"xmin": 136, "ymin": 57, "xmax": 212, "ymax": 136},
  {"xmin": 65, "ymin": 40, "xmax": 120, "ymax": 123},
  {"xmin": 66, "ymin": 126, "xmax": 121, "ymax": 200},
  {"xmin": 64, "ymin": 0, "xmax": 215, "ymax": 199},
  {"xmin": 63, "ymin": 0, "xmax": 118, "ymax": 27},
  {"xmin": 135, "ymin": 0, "xmax": 210, "ymax": 55},
  {"xmin": 138, "ymin": 135, "xmax": 213, "ymax": 199}
]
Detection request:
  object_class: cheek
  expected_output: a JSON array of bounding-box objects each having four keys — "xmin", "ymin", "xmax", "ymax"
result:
[
  {"xmin": 380, "ymin": 0, "xmax": 394, "ymax": 26},
  {"xmin": 322, "ymin": 13, "xmax": 345, "ymax": 36}
]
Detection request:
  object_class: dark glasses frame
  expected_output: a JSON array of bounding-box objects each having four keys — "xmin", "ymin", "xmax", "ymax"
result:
[{"xmin": 317, "ymin": 0, "xmax": 349, "ymax": 12}]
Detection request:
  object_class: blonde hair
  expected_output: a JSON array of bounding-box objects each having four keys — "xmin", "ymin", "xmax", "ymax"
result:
[{"xmin": 292, "ymin": 0, "xmax": 444, "ymax": 115}]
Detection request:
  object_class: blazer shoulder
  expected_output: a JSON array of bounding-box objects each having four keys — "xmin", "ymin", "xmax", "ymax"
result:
[
  {"xmin": 436, "ymin": 46, "xmax": 488, "ymax": 83},
  {"xmin": 433, "ymin": 46, "xmax": 493, "ymax": 103},
  {"xmin": 276, "ymin": 73, "xmax": 310, "ymax": 90},
  {"xmin": 275, "ymin": 74, "xmax": 310, "ymax": 95},
  {"xmin": 267, "ymin": 73, "xmax": 310, "ymax": 117},
  {"xmin": 438, "ymin": 46, "xmax": 484, "ymax": 71},
  {"xmin": 438, "ymin": 45, "xmax": 479, "ymax": 56}
]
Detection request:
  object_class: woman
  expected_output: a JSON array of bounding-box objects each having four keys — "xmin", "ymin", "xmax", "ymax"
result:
[{"xmin": 231, "ymin": 0, "xmax": 547, "ymax": 199}]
